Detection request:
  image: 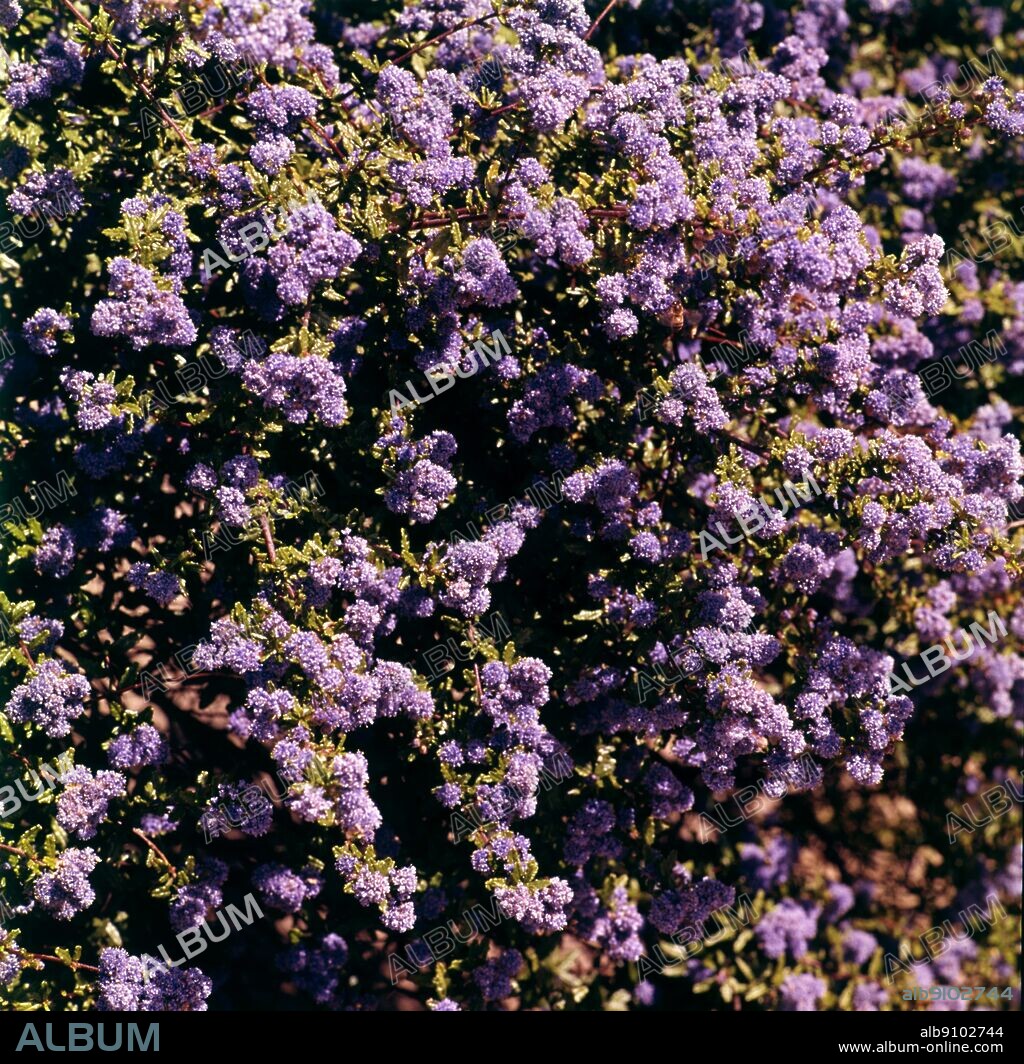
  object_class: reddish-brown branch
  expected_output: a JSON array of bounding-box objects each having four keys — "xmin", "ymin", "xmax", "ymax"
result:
[
  {"xmin": 485, "ymin": 101, "xmax": 523, "ymax": 120},
  {"xmin": 585, "ymin": 0, "xmax": 621, "ymax": 40},
  {"xmin": 131, "ymin": 828, "xmax": 177, "ymax": 878},
  {"xmin": 258, "ymin": 514, "xmax": 277, "ymax": 564},
  {"xmin": 390, "ymin": 13, "xmax": 501, "ymax": 65},
  {"xmin": 803, "ymin": 112, "xmax": 982, "ymax": 186},
  {"xmin": 119, "ymin": 670, "xmax": 222, "ymax": 695},
  {"xmin": 27, "ymin": 953, "xmax": 100, "ymax": 974},
  {"xmin": 307, "ymin": 115, "xmax": 349, "ymax": 165},
  {"xmin": 715, "ymin": 429, "xmax": 768, "ymax": 456},
  {"xmin": 296, "ymin": 55, "xmax": 364, "ymax": 132},
  {"xmin": 57, "ymin": 0, "xmax": 195, "ymax": 149},
  {"xmin": 408, "ymin": 211, "xmax": 494, "ymax": 231},
  {"xmin": 407, "ymin": 202, "xmax": 635, "ymax": 234},
  {"xmin": 195, "ymin": 97, "xmax": 234, "ymax": 121},
  {"xmin": 155, "ymin": 35, "xmax": 176, "ymax": 83}
]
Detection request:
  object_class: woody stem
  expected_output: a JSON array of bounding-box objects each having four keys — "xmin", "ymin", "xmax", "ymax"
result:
[{"xmin": 131, "ymin": 829, "xmax": 177, "ymax": 877}]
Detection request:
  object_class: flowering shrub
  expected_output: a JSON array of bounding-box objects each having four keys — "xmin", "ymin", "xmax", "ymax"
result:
[{"xmin": 0, "ymin": 0, "xmax": 1020, "ymax": 1013}]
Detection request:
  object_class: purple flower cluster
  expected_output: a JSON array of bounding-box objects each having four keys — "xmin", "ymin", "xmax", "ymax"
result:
[
  {"xmin": 91, "ymin": 259, "xmax": 197, "ymax": 350},
  {"xmin": 128, "ymin": 563, "xmax": 183, "ymax": 607},
  {"xmin": 756, "ymin": 899, "xmax": 822, "ymax": 960},
  {"xmin": 0, "ymin": 0, "xmax": 22, "ymax": 31},
  {"xmin": 56, "ymin": 767, "xmax": 127, "ymax": 840},
  {"xmin": 32, "ymin": 848, "xmax": 99, "ymax": 921},
  {"xmin": 649, "ymin": 876, "xmax": 736, "ymax": 937},
  {"xmin": 276, "ymin": 933, "xmax": 348, "ymax": 1005},
  {"xmin": 22, "ymin": 307, "xmax": 70, "ymax": 357},
  {"xmin": 107, "ymin": 724, "xmax": 169, "ymax": 770},
  {"xmin": 375, "ymin": 64, "xmax": 475, "ymax": 206},
  {"xmin": 33, "ymin": 524, "xmax": 76, "ymax": 578},
  {"xmin": 204, "ymin": 781, "xmax": 274, "ymax": 838},
  {"xmin": 96, "ymin": 948, "xmax": 212, "ymax": 1011},
  {"xmin": 245, "ymin": 85, "xmax": 318, "ymax": 174},
  {"xmin": 335, "ymin": 849, "xmax": 418, "ymax": 932},
  {"xmin": 376, "ymin": 424, "xmax": 458, "ymax": 523},
  {"xmin": 4, "ymin": 38, "xmax": 84, "ymax": 110},
  {"xmin": 252, "ymin": 862, "xmax": 322, "ymax": 913},
  {"xmin": 200, "ymin": 0, "xmax": 315, "ymax": 70},
  {"xmin": 238, "ymin": 201, "xmax": 360, "ymax": 319},
  {"xmin": 5, "ymin": 660, "xmax": 89, "ymax": 738},
  {"xmin": 472, "ymin": 948, "xmax": 523, "ymax": 1002},
  {"xmin": 170, "ymin": 859, "xmax": 229, "ymax": 932},
  {"xmin": 241, "ymin": 352, "xmax": 349, "ymax": 426},
  {"xmin": 779, "ymin": 973, "xmax": 827, "ymax": 1011},
  {"xmin": 15, "ymin": 615, "xmax": 64, "ymax": 652}
]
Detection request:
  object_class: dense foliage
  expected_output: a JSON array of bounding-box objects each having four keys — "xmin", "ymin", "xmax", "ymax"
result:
[{"xmin": 0, "ymin": 0, "xmax": 1021, "ymax": 1012}]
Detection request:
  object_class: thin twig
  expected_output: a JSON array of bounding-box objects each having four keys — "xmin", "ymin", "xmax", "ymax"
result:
[
  {"xmin": 406, "ymin": 203, "xmax": 632, "ymax": 234},
  {"xmin": 390, "ymin": 13, "xmax": 501, "ymax": 66},
  {"xmin": 258, "ymin": 514, "xmax": 277, "ymax": 563},
  {"xmin": 155, "ymin": 35, "xmax": 176, "ymax": 83},
  {"xmin": 484, "ymin": 101, "xmax": 523, "ymax": 120},
  {"xmin": 120, "ymin": 670, "xmax": 221, "ymax": 695},
  {"xmin": 408, "ymin": 211, "xmax": 493, "ymax": 231},
  {"xmin": 0, "ymin": 841, "xmax": 33, "ymax": 859},
  {"xmin": 131, "ymin": 828, "xmax": 177, "ymax": 877},
  {"xmin": 466, "ymin": 622, "xmax": 486, "ymax": 704},
  {"xmin": 803, "ymin": 112, "xmax": 982, "ymax": 186},
  {"xmin": 585, "ymin": 0, "xmax": 621, "ymax": 40},
  {"xmin": 714, "ymin": 429, "xmax": 768, "ymax": 456},
  {"xmin": 56, "ymin": 0, "xmax": 195, "ymax": 149},
  {"xmin": 27, "ymin": 953, "xmax": 100, "ymax": 974}
]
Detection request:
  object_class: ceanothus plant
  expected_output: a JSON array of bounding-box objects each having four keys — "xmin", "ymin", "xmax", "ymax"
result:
[{"xmin": 0, "ymin": 0, "xmax": 1020, "ymax": 1012}]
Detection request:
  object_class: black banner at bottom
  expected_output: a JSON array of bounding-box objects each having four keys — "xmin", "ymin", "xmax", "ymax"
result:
[{"xmin": 0, "ymin": 1007, "xmax": 1019, "ymax": 1057}]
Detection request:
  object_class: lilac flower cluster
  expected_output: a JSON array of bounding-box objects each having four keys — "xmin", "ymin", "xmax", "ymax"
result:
[
  {"xmin": 236, "ymin": 201, "xmax": 361, "ymax": 322},
  {"xmin": 374, "ymin": 65, "xmax": 475, "ymax": 206},
  {"xmin": 22, "ymin": 308, "xmax": 70, "ymax": 357},
  {"xmin": 5, "ymin": 660, "xmax": 90, "ymax": 738},
  {"xmin": 756, "ymin": 899, "xmax": 822, "ymax": 960},
  {"xmin": 335, "ymin": 848, "xmax": 418, "ymax": 932},
  {"xmin": 90, "ymin": 259, "xmax": 197, "ymax": 350},
  {"xmin": 169, "ymin": 859, "xmax": 230, "ymax": 933},
  {"xmin": 275, "ymin": 933, "xmax": 348, "ymax": 1005},
  {"xmin": 32, "ymin": 848, "xmax": 99, "ymax": 921},
  {"xmin": 471, "ymin": 949, "xmax": 523, "ymax": 1002},
  {"xmin": 56, "ymin": 767, "xmax": 127, "ymax": 840},
  {"xmin": 4, "ymin": 38, "xmax": 84, "ymax": 111},
  {"xmin": 107, "ymin": 724, "xmax": 169, "ymax": 770},
  {"xmin": 252, "ymin": 862, "xmax": 323, "ymax": 913},
  {"xmin": 127, "ymin": 562, "xmax": 184, "ymax": 608},
  {"xmin": 96, "ymin": 948, "xmax": 212, "ymax": 1011},
  {"xmin": 376, "ymin": 423, "xmax": 458, "ymax": 523}
]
